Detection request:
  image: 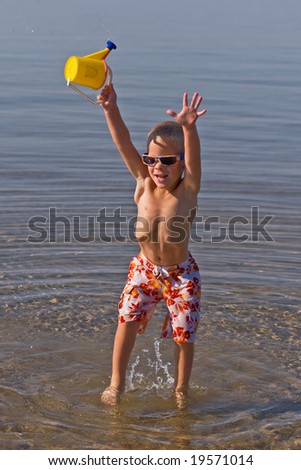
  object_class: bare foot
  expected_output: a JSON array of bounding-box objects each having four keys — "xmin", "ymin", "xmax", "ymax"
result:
[
  {"xmin": 175, "ymin": 390, "xmax": 188, "ymax": 410},
  {"xmin": 101, "ymin": 386, "xmax": 121, "ymax": 406}
]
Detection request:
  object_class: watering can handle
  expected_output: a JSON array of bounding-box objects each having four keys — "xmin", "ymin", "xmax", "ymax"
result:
[
  {"xmin": 66, "ymin": 66, "xmax": 113, "ymax": 105},
  {"xmin": 67, "ymin": 79, "xmax": 99, "ymax": 105}
]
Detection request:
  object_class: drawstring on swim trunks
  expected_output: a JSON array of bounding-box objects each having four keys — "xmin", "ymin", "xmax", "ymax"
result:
[
  {"xmin": 153, "ymin": 266, "xmax": 171, "ymax": 279},
  {"xmin": 138, "ymin": 252, "xmax": 180, "ymax": 280},
  {"xmin": 153, "ymin": 265, "xmax": 179, "ymax": 279}
]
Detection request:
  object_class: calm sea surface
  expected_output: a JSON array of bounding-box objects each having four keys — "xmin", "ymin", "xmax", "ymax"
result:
[{"xmin": 1, "ymin": 0, "xmax": 300, "ymax": 450}]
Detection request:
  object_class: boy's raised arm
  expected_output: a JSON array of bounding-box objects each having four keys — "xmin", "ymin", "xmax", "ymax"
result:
[
  {"xmin": 97, "ymin": 85, "xmax": 148, "ymax": 180},
  {"xmin": 167, "ymin": 92, "xmax": 206, "ymax": 192}
]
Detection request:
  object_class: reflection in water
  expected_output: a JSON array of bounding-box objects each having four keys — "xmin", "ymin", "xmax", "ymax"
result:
[{"xmin": 1, "ymin": 313, "xmax": 300, "ymax": 449}]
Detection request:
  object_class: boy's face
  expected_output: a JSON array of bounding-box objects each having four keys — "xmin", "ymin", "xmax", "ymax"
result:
[{"xmin": 147, "ymin": 137, "xmax": 184, "ymax": 190}]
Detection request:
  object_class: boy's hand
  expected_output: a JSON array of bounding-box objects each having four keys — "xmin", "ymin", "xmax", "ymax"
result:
[
  {"xmin": 166, "ymin": 92, "xmax": 206, "ymax": 128},
  {"xmin": 97, "ymin": 84, "xmax": 117, "ymax": 110}
]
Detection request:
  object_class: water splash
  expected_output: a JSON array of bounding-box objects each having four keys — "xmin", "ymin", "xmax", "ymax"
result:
[
  {"xmin": 96, "ymin": 15, "xmax": 111, "ymax": 41},
  {"xmin": 126, "ymin": 338, "xmax": 174, "ymax": 392},
  {"xmin": 22, "ymin": 22, "xmax": 35, "ymax": 33},
  {"xmin": 127, "ymin": 355, "xmax": 144, "ymax": 390}
]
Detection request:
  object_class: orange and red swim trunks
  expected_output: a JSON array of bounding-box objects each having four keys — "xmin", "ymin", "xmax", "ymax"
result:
[{"xmin": 118, "ymin": 252, "xmax": 201, "ymax": 343}]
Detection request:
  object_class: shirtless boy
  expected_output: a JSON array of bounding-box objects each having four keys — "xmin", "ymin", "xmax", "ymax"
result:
[{"xmin": 97, "ymin": 84, "xmax": 206, "ymax": 406}]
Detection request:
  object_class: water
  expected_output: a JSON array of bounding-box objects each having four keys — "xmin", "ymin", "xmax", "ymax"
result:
[{"xmin": 1, "ymin": 0, "xmax": 301, "ymax": 450}]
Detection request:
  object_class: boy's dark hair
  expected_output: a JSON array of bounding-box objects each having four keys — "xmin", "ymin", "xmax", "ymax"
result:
[{"xmin": 147, "ymin": 121, "xmax": 184, "ymax": 152}]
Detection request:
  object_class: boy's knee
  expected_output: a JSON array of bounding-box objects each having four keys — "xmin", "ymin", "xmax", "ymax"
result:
[
  {"xmin": 117, "ymin": 320, "xmax": 140, "ymax": 332},
  {"xmin": 174, "ymin": 341, "xmax": 194, "ymax": 350}
]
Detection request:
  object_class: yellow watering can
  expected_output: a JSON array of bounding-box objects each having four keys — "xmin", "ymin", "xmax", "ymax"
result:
[{"xmin": 64, "ymin": 40, "xmax": 117, "ymax": 104}]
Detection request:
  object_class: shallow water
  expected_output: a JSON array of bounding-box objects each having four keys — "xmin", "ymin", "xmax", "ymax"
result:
[{"xmin": 1, "ymin": 0, "xmax": 301, "ymax": 450}]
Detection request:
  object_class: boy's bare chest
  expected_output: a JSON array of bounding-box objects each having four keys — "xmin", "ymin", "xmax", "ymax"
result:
[{"xmin": 137, "ymin": 189, "xmax": 196, "ymax": 221}]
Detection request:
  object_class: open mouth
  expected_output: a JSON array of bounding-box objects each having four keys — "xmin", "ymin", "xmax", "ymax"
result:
[{"xmin": 154, "ymin": 174, "xmax": 168, "ymax": 183}]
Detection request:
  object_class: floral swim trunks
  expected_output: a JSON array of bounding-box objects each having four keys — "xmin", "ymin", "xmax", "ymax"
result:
[{"xmin": 118, "ymin": 252, "xmax": 201, "ymax": 343}]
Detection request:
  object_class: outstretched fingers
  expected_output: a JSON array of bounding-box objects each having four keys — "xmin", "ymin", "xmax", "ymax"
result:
[
  {"xmin": 190, "ymin": 92, "xmax": 199, "ymax": 108},
  {"xmin": 166, "ymin": 109, "xmax": 177, "ymax": 118},
  {"xmin": 187, "ymin": 92, "xmax": 207, "ymax": 116},
  {"xmin": 197, "ymin": 108, "xmax": 207, "ymax": 117},
  {"xmin": 193, "ymin": 93, "xmax": 207, "ymax": 117},
  {"xmin": 191, "ymin": 93, "xmax": 203, "ymax": 109},
  {"xmin": 167, "ymin": 91, "xmax": 206, "ymax": 123}
]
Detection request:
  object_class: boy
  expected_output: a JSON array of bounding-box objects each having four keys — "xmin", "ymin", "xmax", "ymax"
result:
[{"xmin": 97, "ymin": 85, "xmax": 206, "ymax": 407}]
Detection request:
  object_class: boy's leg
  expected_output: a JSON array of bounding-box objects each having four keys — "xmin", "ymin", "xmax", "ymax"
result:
[
  {"xmin": 174, "ymin": 341, "xmax": 194, "ymax": 408},
  {"xmin": 101, "ymin": 321, "xmax": 139, "ymax": 405},
  {"xmin": 111, "ymin": 321, "xmax": 140, "ymax": 390}
]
